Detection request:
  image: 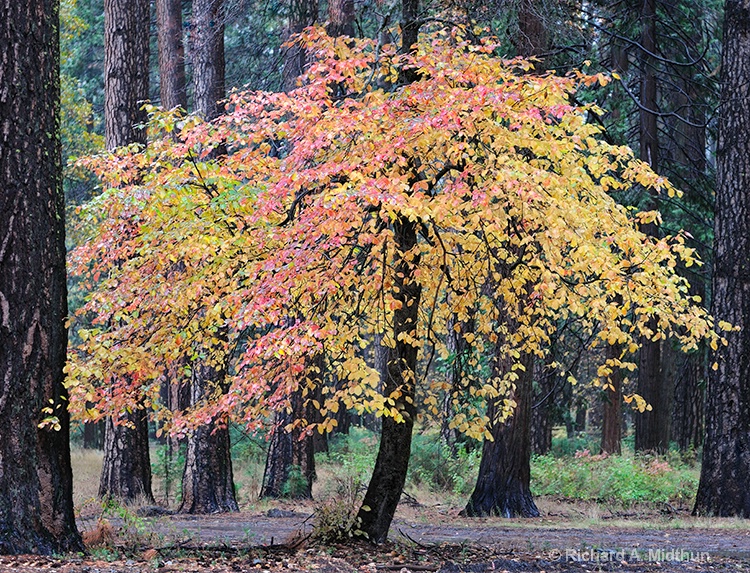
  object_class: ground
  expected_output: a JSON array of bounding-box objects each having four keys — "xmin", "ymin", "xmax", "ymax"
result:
[{"xmin": 3, "ymin": 501, "xmax": 748, "ymax": 572}]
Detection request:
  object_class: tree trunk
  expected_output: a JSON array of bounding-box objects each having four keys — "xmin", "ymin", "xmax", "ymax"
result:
[
  {"xmin": 178, "ymin": 0, "xmax": 238, "ymax": 514},
  {"xmin": 260, "ymin": 390, "xmax": 315, "ymax": 499},
  {"xmin": 600, "ymin": 345, "xmax": 623, "ymax": 455},
  {"xmin": 282, "ymin": 0, "xmax": 319, "ymax": 91},
  {"xmin": 99, "ymin": 412, "xmax": 155, "ymax": 503},
  {"xmin": 693, "ymin": 0, "xmax": 750, "ymax": 518},
  {"xmin": 327, "ymin": 0, "xmax": 354, "ymax": 38},
  {"xmin": 464, "ymin": 351, "xmax": 539, "ymax": 518},
  {"xmin": 83, "ymin": 420, "xmax": 105, "ymax": 450},
  {"xmin": 671, "ymin": 349, "xmax": 704, "ymax": 452},
  {"xmin": 355, "ymin": 218, "xmax": 422, "ymax": 543},
  {"xmin": 156, "ymin": 0, "xmax": 188, "ymax": 111},
  {"xmin": 634, "ymin": 0, "xmax": 671, "ymax": 454},
  {"xmin": 0, "ymin": 0, "xmax": 83, "ymax": 554},
  {"xmin": 531, "ymin": 362, "xmax": 555, "ymax": 456},
  {"xmin": 191, "ymin": 0, "xmax": 225, "ymax": 119},
  {"xmin": 513, "ymin": 0, "xmax": 547, "ymax": 59},
  {"xmin": 441, "ymin": 313, "xmax": 473, "ymax": 452},
  {"xmin": 179, "ymin": 359, "xmax": 238, "ymax": 513},
  {"xmin": 100, "ymin": 0, "xmax": 154, "ymax": 503},
  {"xmin": 104, "ymin": 0, "xmax": 150, "ymax": 150}
]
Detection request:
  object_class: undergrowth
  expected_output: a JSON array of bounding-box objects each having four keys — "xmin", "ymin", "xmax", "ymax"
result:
[{"xmin": 531, "ymin": 448, "xmax": 700, "ymax": 507}]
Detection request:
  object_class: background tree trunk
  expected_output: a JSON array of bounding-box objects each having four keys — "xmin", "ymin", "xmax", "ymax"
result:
[
  {"xmin": 104, "ymin": 0, "xmax": 150, "ymax": 150},
  {"xmin": 0, "ymin": 0, "xmax": 83, "ymax": 554},
  {"xmin": 635, "ymin": 0, "xmax": 671, "ymax": 454},
  {"xmin": 694, "ymin": 0, "xmax": 750, "ymax": 518},
  {"xmin": 260, "ymin": 390, "xmax": 316, "ymax": 499},
  {"xmin": 464, "ymin": 351, "xmax": 539, "ymax": 518},
  {"xmin": 157, "ymin": 0, "xmax": 188, "ymax": 110},
  {"xmin": 99, "ymin": 0, "xmax": 154, "ymax": 504},
  {"xmin": 282, "ymin": 0, "xmax": 319, "ymax": 91},
  {"xmin": 327, "ymin": 0, "xmax": 354, "ymax": 37},
  {"xmin": 191, "ymin": 0, "xmax": 225, "ymax": 119},
  {"xmin": 99, "ymin": 413, "xmax": 155, "ymax": 503},
  {"xmin": 601, "ymin": 345, "xmax": 623, "ymax": 455},
  {"xmin": 179, "ymin": 358, "xmax": 238, "ymax": 513}
]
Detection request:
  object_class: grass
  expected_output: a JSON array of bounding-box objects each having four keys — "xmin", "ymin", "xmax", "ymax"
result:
[{"xmin": 531, "ymin": 447, "xmax": 700, "ymax": 508}]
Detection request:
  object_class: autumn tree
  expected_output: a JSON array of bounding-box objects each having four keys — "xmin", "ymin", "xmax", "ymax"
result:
[
  {"xmin": 99, "ymin": 0, "xmax": 155, "ymax": 503},
  {"xmin": 693, "ymin": 0, "xmax": 750, "ymax": 518},
  {"xmin": 0, "ymin": 0, "xmax": 83, "ymax": 554},
  {"xmin": 464, "ymin": 0, "xmax": 549, "ymax": 515},
  {"xmin": 68, "ymin": 26, "xmax": 724, "ymax": 542}
]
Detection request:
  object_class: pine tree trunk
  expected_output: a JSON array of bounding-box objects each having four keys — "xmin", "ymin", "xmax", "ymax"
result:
[
  {"xmin": 0, "ymin": 0, "xmax": 83, "ymax": 554},
  {"xmin": 157, "ymin": 0, "xmax": 188, "ymax": 110},
  {"xmin": 99, "ymin": 413, "xmax": 155, "ymax": 503},
  {"xmin": 514, "ymin": 0, "xmax": 547, "ymax": 58},
  {"xmin": 100, "ymin": 0, "xmax": 154, "ymax": 503},
  {"xmin": 260, "ymin": 390, "xmax": 315, "ymax": 499},
  {"xmin": 179, "ymin": 359, "xmax": 238, "ymax": 513},
  {"xmin": 191, "ymin": 0, "xmax": 225, "ymax": 119},
  {"xmin": 356, "ymin": 218, "xmax": 422, "ymax": 543},
  {"xmin": 104, "ymin": 0, "xmax": 150, "ymax": 150},
  {"xmin": 83, "ymin": 420, "xmax": 105, "ymax": 450},
  {"xmin": 671, "ymin": 350, "xmax": 704, "ymax": 452},
  {"xmin": 327, "ymin": 0, "xmax": 354, "ymax": 37},
  {"xmin": 601, "ymin": 345, "xmax": 623, "ymax": 455},
  {"xmin": 635, "ymin": 0, "xmax": 671, "ymax": 454},
  {"xmin": 464, "ymin": 350, "xmax": 539, "ymax": 518},
  {"xmin": 282, "ymin": 0, "xmax": 319, "ymax": 91},
  {"xmin": 531, "ymin": 362, "xmax": 555, "ymax": 456},
  {"xmin": 693, "ymin": 0, "xmax": 750, "ymax": 517}
]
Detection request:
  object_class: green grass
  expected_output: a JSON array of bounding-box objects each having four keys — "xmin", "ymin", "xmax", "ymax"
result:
[{"xmin": 531, "ymin": 448, "xmax": 700, "ymax": 506}]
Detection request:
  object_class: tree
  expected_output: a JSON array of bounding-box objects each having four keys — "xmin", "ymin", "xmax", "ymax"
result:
[
  {"xmin": 178, "ymin": 0, "xmax": 240, "ymax": 514},
  {"xmin": 327, "ymin": 0, "xmax": 354, "ymax": 37},
  {"xmin": 464, "ymin": 0, "xmax": 548, "ymax": 518},
  {"xmin": 192, "ymin": 0, "xmax": 226, "ymax": 120},
  {"xmin": 282, "ymin": 0, "xmax": 319, "ymax": 91},
  {"xmin": 99, "ymin": 0, "xmax": 155, "ymax": 504},
  {"xmin": 693, "ymin": 0, "xmax": 750, "ymax": 518},
  {"xmin": 600, "ymin": 344, "xmax": 623, "ymax": 454},
  {"xmin": 0, "ymin": 0, "xmax": 83, "ymax": 554},
  {"xmin": 464, "ymin": 348, "xmax": 539, "ymax": 517},
  {"xmin": 68, "ymin": 26, "xmax": 723, "ymax": 542},
  {"xmin": 157, "ymin": 0, "xmax": 188, "ymax": 111}
]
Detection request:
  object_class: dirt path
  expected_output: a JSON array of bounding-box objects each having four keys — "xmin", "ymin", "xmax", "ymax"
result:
[{"xmin": 115, "ymin": 508, "xmax": 750, "ymax": 559}]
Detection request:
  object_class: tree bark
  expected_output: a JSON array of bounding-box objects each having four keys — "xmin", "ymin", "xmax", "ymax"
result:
[
  {"xmin": 513, "ymin": 0, "xmax": 547, "ymax": 59},
  {"xmin": 157, "ymin": 0, "xmax": 188, "ymax": 111},
  {"xmin": 104, "ymin": 0, "xmax": 150, "ymax": 150},
  {"xmin": 260, "ymin": 390, "xmax": 316, "ymax": 499},
  {"xmin": 177, "ymin": 0, "xmax": 239, "ymax": 514},
  {"xmin": 671, "ymin": 349, "xmax": 704, "ymax": 452},
  {"xmin": 464, "ymin": 349, "xmax": 539, "ymax": 518},
  {"xmin": 634, "ymin": 0, "xmax": 671, "ymax": 454},
  {"xmin": 179, "ymin": 358, "xmax": 238, "ymax": 513},
  {"xmin": 531, "ymin": 362, "xmax": 555, "ymax": 456},
  {"xmin": 100, "ymin": 0, "xmax": 154, "ymax": 503},
  {"xmin": 0, "ymin": 0, "xmax": 83, "ymax": 554},
  {"xmin": 191, "ymin": 0, "xmax": 225, "ymax": 119},
  {"xmin": 693, "ymin": 0, "xmax": 750, "ymax": 518},
  {"xmin": 327, "ymin": 0, "xmax": 354, "ymax": 38},
  {"xmin": 601, "ymin": 345, "xmax": 623, "ymax": 455},
  {"xmin": 355, "ymin": 218, "xmax": 422, "ymax": 543},
  {"xmin": 282, "ymin": 0, "xmax": 319, "ymax": 91},
  {"xmin": 99, "ymin": 413, "xmax": 155, "ymax": 503}
]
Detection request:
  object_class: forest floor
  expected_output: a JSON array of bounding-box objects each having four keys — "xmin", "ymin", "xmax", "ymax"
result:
[{"xmin": 2, "ymin": 501, "xmax": 749, "ymax": 572}]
